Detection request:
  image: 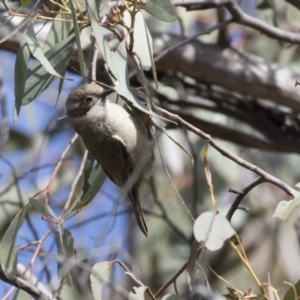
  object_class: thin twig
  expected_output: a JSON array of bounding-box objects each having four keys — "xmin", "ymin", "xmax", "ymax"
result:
[
  {"xmin": 153, "ymin": 105, "xmax": 295, "ymax": 197},
  {"xmin": 226, "ymin": 177, "xmax": 265, "ymax": 221}
]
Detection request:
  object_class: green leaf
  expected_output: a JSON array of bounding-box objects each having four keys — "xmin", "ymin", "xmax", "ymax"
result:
[
  {"xmin": 54, "ymin": 229, "xmax": 75, "ymax": 286},
  {"xmin": 27, "ymin": 24, "xmax": 70, "ymax": 79},
  {"xmin": 0, "ymin": 204, "xmax": 29, "ymax": 276},
  {"xmin": 140, "ymin": 0, "xmax": 178, "ymax": 22},
  {"xmin": 161, "ymin": 295, "xmax": 186, "ymax": 300},
  {"xmin": 68, "ymin": 155, "xmax": 106, "ymax": 212},
  {"xmin": 29, "ymin": 197, "xmax": 56, "ymax": 218},
  {"xmin": 112, "ymin": 42, "xmax": 153, "ymax": 115},
  {"xmin": 20, "ymin": 33, "xmax": 76, "ymax": 106},
  {"xmin": 193, "ymin": 212, "xmax": 235, "ymax": 251},
  {"xmin": 44, "ymin": 5, "xmax": 73, "ymax": 52},
  {"xmin": 88, "ymin": 1, "xmax": 118, "ymax": 78},
  {"xmin": 21, "ymin": 0, "xmax": 32, "ymax": 7},
  {"xmin": 273, "ymin": 191, "xmax": 300, "ymax": 221},
  {"xmin": 90, "ymin": 261, "xmax": 113, "ymax": 300},
  {"xmin": 128, "ymin": 286, "xmax": 151, "ymax": 300},
  {"xmin": 123, "ymin": 11, "xmax": 152, "ymax": 70},
  {"xmin": 95, "ymin": 0, "xmax": 110, "ymax": 17},
  {"xmin": 70, "ymin": 0, "xmax": 86, "ymax": 81},
  {"xmin": 62, "ymin": 229, "xmax": 75, "ymax": 260},
  {"xmin": 14, "ymin": 32, "xmax": 30, "ymax": 117},
  {"xmin": 284, "ymin": 280, "xmax": 300, "ymax": 300}
]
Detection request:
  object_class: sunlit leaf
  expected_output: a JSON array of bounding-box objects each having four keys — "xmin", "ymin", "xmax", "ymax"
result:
[
  {"xmin": 128, "ymin": 286, "xmax": 151, "ymax": 300},
  {"xmin": 29, "ymin": 197, "xmax": 56, "ymax": 218},
  {"xmin": 193, "ymin": 212, "xmax": 235, "ymax": 251},
  {"xmin": 0, "ymin": 204, "xmax": 29, "ymax": 276},
  {"xmin": 123, "ymin": 11, "xmax": 152, "ymax": 70},
  {"xmin": 140, "ymin": 0, "xmax": 178, "ymax": 22},
  {"xmin": 20, "ymin": 33, "xmax": 76, "ymax": 106},
  {"xmin": 90, "ymin": 261, "xmax": 113, "ymax": 300},
  {"xmin": 273, "ymin": 191, "xmax": 300, "ymax": 221},
  {"xmin": 14, "ymin": 31, "xmax": 30, "ymax": 117}
]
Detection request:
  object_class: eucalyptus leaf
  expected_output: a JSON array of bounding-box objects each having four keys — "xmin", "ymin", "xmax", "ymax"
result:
[
  {"xmin": 0, "ymin": 204, "xmax": 29, "ymax": 276},
  {"xmin": 95, "ymin": 0, "xmax": 110, "ymax": 17},
  {"xmin": 273, "ymin": 191, "xmax": 300, "ymax": 221},
  {"xmin": 88, "ymin": 1, "xmax": 118, "ymax": 78},
  {"xmin": 90, "ymin": 261, "xmax": 112, "ymax": 300},
  {"xmin": 26, "ymin": 24, "xmax": 70, "ymax": 79},
  {"xmin": 193, "ymin": 212, "xmax": 235, "ymax": 251},
  {"xmin": 20, "ymin": 33, "xmax": 76, "ymax": 106},
  {"xmin": 70, "ymin": 0, "xmax": 86, "ymax": 80},
  {"xmin": 44, "ymin": 6, "xmax": 73, "ymax": 52},
  {"xmin": 140, "ymin": 0, "xmax": 178, "ymax": 22},
  {"xmin": 68, "ymin": 155, "xmax": 106, "ymax": 212},
  {"xmin": 14, "ymin": 32, "xmax": 30, "ymax": 117},
  {"xmin": 123, "ymin": 11, "xmax": 152, "ymax": 70},
  {"xmin": 21, "ymin": 0, "xmax": 32, "ymax": 7},
  {"xmin": 128, "ymin": 286, "xmax": 151, "ymax": 300},
  {"xmin": 29, "ymin": 198, "xmax": 56, "ymax": 218}
]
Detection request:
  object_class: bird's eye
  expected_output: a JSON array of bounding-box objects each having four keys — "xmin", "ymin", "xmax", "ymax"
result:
[{"xmin": 86, "ymin": 96, "xmax": 93, "ymax": 103}]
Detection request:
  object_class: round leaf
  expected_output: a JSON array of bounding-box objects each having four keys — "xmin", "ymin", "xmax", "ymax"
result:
[{"xmin": 193, "ymin": 212, "xmax": 235, "ymax": 251}]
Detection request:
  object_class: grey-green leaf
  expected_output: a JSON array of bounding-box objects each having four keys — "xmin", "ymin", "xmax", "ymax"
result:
[
  {"xmin": 140, "ymin": 0, "xmax": 178, "ymax": 22},
  {"xmin": 95, "ymin": 0, "xmax": 110, "ymax": 17},
  {"xmin": 29, "ymin": 197, "xmax": 56, "ymax": 218},
  {"xmin": 193, "ymin": 212, "xmax": 236, "ymax": 251},
  {"xmin": 70, "ymin": 0, "xmax": 86, "ymax": 80},
  {"xmin": 90, "ymin": 261, "xmax": 112, "ymax": 300},
  {"xmin": 128, "ymin": 286, "xmax": 151, "ymax": 300},
  {"xmin": 26, "ymin": 24, "xmax": 70, "ymax": 79},
  {"xmin": 14, "ymin": 32, "xmax": 30, "ymax": 117},
  {"xmin": 68, "ymin": 155, "xmax": 106, "ymax": 212},
  {"xmin": 0, "ymin": 204, "xmax": 29, "ymax": 276},
  {"xmin": 20, "ymin": 33, "xmax": 76, "ymax": 106},
  {"xmin": 88, "ymin": 1, "xmax": 117, "ymax": 78},
  {"xmin": 43, "ymin": 6, "xmax": 73, "ymax": 52}
]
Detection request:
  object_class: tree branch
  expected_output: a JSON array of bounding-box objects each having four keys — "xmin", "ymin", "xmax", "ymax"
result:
[{"xmin": 154, "ymin": 105, "xmax": 296, "ymax": 197}]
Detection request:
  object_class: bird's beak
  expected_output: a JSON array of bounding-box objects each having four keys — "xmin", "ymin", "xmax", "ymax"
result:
[{"xmin": 102, "ymin": 88, "xmax": 115, "ymax": 97}]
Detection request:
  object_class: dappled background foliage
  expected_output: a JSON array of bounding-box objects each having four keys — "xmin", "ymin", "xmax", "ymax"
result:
[{"xmin": 1, "ymin": 0, "xmax": 300, "ymax": 299}]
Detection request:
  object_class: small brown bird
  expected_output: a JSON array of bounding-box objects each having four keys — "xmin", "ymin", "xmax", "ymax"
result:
[{"xmin": 66, "ymin": 83, "xmax": 154, "ymax": 236}]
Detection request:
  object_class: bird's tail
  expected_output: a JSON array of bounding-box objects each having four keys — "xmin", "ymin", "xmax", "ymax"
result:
[{"xmin": 129, "ymin": 187, "xmax": 148, "ymax": 236}]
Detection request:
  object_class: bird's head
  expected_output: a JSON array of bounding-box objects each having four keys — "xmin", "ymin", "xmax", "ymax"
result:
[{"xmin": 66, "ymin": 84, "xmax": 114, "ymax": 117}]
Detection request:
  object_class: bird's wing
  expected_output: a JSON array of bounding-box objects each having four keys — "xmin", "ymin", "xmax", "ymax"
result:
[{"xmin": 99, "ymin": 135, "xmax": 133, "ymax": 187}]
